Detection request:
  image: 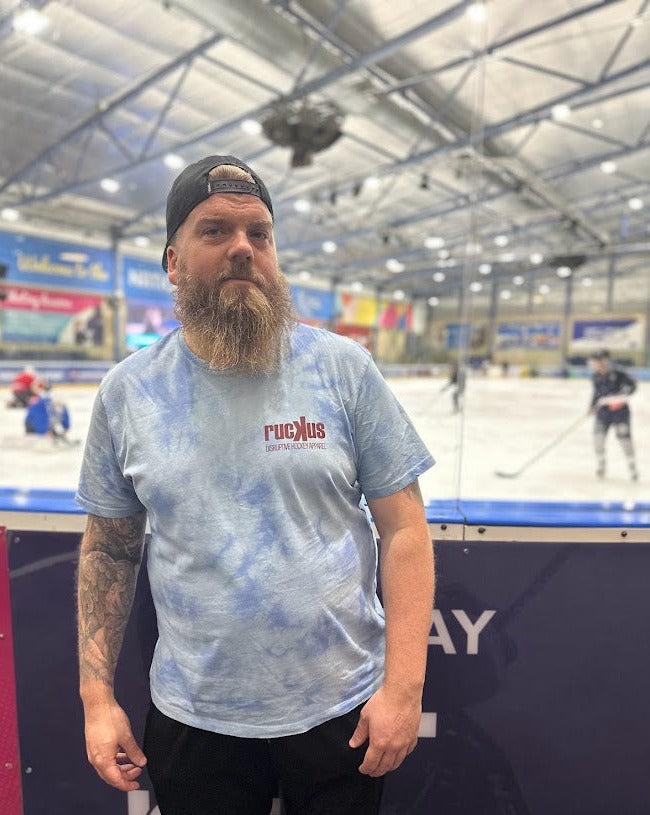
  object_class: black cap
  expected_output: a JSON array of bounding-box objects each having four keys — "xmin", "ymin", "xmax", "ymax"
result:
[{"xmin": 162, "ymin": 155, "xmax": 274, "ymax": 270}]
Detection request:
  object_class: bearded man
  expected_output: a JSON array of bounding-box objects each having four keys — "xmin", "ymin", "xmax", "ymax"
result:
[{"xmin": 76, "ymin": 155, "xmax": 435, "ymax": 815}]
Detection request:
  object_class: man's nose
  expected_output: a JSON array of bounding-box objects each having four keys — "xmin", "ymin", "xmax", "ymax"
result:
[{"xmin": 227, "ymin": 230, "xmax": 253, "ymax": 260}]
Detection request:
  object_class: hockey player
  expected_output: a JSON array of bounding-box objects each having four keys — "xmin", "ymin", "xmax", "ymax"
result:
[
  {"xmin": 440, "ymin": 361, "xmax": 466, "ymax": 414},
  {"xmin": 588, "ymin": 349, "xmax": 638, "ymax": 480},
  {"xmin": 24, "ymin": 388, "xmax": 72, "ymax": 444},
  {"xmin": 7, "ymin": 366, "xmax": 44, "ymax": 408}
]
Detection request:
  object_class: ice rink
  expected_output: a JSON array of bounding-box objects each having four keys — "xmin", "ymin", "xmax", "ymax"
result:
[{"xmin": 1, "ymin": 373, "xmax": 647, "ymax": 505}]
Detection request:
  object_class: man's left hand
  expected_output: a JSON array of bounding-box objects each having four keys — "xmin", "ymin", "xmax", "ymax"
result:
[{"xmin": 348, "ymin": 685, "xmax": 421, "ymax": 776}]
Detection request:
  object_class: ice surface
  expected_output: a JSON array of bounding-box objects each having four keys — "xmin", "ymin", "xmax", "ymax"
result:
[{"xmin": 1, "ymin": 374, "xmax": 647, "ymax": 504}]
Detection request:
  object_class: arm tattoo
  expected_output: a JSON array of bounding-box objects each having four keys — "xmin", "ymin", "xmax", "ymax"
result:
[{"xmin": 77, "ymin": 512, "xmax": 146, "ymax": 689}]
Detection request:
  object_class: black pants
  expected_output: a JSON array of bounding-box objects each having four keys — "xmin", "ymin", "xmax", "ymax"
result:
[{"xmin": 144, "ymin": 702, "xmax": 384, "ymax": 815}]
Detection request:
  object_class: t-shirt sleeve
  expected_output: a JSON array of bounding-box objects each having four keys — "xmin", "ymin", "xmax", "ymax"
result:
[
  {"xmin": 351, "ymin": 356, "xmax": 435, "ymax": 499},
  {"xmin": 75, "ymin": 390, "xmax": 145, "ymax": 517}
]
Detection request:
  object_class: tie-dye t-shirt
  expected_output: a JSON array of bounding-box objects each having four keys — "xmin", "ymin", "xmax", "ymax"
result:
[{"xmin": 76, "ymin": 323, "xmax": 434, "ymax": 737}]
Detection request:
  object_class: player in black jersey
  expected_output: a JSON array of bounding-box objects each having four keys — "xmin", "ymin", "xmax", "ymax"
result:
[{"xmin": 588, "ymin": 349, "xmax": 638, "ymax": 480}]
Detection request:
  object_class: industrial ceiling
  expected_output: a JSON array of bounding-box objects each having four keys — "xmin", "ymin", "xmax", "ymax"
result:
[{"xmin": 0, "ymin": 0, "xmax": 649, "ymax": 312}]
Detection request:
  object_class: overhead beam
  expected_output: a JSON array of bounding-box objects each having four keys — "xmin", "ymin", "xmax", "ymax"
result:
[{"xmin": 0, "ymin": 31, "xmax": 224, "ymax": 196}]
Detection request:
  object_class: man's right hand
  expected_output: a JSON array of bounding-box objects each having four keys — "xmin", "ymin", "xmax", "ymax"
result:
[{"xmin": 83, "ymin": 697, "xmax": 147, "ymax": 791}]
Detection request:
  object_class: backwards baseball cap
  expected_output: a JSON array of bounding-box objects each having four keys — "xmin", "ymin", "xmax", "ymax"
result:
[{"xmin": 162, "ymin": 155, "xmax": 274, "ymax": 270}]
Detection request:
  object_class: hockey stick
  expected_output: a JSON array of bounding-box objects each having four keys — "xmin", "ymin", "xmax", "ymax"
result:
[{"xmin": 494, "ymin": 413, "xmax": 588, "ymax": 479}]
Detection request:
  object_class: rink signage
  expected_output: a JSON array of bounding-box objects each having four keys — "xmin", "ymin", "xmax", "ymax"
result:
[
  {"xmin": 0, "ymin": 231, "xmax": 114, "ymax": 291},
  {"xmin": 290, "ymin": 285, "xmax": 335, "ymax": 321},
  {"xmin": 1, "ymin": 286, "xmax": 104, "ymax": 345},
  {"xmin": 570, "ymin": 317, "xmax": 643, "ymax": 351},
  {"xmin": 429, "ymin": 609, "xmax": 496, "ymax": 655},
  {"xmin": 123, "ymin": 255, "xmax": 174, "ymax": 303}
]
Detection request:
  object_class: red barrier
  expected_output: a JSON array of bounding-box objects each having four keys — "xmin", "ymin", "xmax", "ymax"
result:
[{"xmin": 0, "ymin": 526, "xmax": 22, "ymax": 815}]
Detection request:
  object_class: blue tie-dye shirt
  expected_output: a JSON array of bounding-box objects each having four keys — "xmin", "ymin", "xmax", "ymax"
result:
[{"xmin": 76, "ymin": 323, "xmax": 434, "ymax": 737}]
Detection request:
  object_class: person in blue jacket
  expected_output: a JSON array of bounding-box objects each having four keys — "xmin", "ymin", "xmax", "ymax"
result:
[{"xmin": 25, "ymin": 386, "xmax": 71, "ymax": 443}]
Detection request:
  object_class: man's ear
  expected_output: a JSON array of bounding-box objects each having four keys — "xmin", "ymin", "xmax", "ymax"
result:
[{"xmin": 166, "ymin": 245, "xmax": 179, "ymax": 285}]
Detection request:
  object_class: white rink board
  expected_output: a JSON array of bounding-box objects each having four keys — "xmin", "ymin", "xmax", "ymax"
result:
[{"xmin": 1, "ymin": 375, "xmax": 648, "ymax": 504}]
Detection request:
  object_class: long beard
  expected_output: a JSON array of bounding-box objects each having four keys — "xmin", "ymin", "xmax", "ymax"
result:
[{"xmin": 174, "ymin": 258, "xmax": 295, "ymax": 374}]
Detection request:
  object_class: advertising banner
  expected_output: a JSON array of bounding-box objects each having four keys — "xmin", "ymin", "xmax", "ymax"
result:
[
  {"xmin": 1, "ymin": 286, "xmax": 106, "ymax": 346},
  {"xmin": 290, "ymin": 285, "xmax": 335, "ymax": 322},
  {"xmin": 378, "ymin": 301, "xmax": 412, "ymax": 330},
  {"xmin": 496, "ymin": 321, "xmax": 561, "ymax": 350},
  {"xmin": 126, "ymin": 302, "xmax": 179, "ymax": 352},
  {"xmin": 122, "ymin": 255, "xmax": 174, "ymax": 303},
  {"xmin": 339, "ymin": 293, "xmax": 378, "ymax": 327},
  {"xmin": 445, "ymin": 322, "xmax": 487, "ymax": 350},
  {"xmin": 0, "ymin": 231, "xmax": 114, "ymax": 292},
  {"xmin": 8, "ymin": 530, "xmax": 650, "ymax": 814},
  {"xmin": 570, "ymin": 317, "xmax": 644, "ymax": 352}
]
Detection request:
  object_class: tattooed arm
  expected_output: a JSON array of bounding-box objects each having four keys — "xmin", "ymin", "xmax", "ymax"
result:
[
  {"xmin": 349, "ymin": 479, "xmax": 434, "ymax": 777},
  {"xmin": 77, "ymin": 511, "xmax": 148, "ymax": 791}
]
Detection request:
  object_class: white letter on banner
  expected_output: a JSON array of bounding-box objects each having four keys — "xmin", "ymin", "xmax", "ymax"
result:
[
  {"xmin": 428, "ymin": 609, "xmax": 456, "ymax": 654},
  {"xmin": 452, "ymin": 609, "xmax": 496, "ymax": 655}
]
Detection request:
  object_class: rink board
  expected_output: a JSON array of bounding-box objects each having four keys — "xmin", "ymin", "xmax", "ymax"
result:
[{"xmin": 1, "ymin": 495, "xmax": 649, "ymax": 815}]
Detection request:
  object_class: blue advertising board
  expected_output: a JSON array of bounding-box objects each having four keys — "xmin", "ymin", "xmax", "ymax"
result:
[
  {"xmin": 122, "ymin": 255, "xmax": 174, "ymax": 303},
  {"xmin": 290, "ymin": 284, "xmax": 336, "ymax": 321},
  {"xmin": 0, "ymin": 231, "xmax": 114, "ymax": 292},
  {"xmin": 7, "ymin": 530, "xmax": 650, "ymax": 814}
]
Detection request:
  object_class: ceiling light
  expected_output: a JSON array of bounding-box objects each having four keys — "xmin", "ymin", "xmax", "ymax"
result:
[
  {"xmin": 469, "ymin": 281, "xmax": 483, "ymax": 293},
  {"xmin": 293, "ymin": 198, "xmax": 311, "ymax": 213},
  {"xmin": 529, "ymin": 252, "xmax": 544, "ymax": 264},
  {"xmin": 498, "ymin": 252, "xmax": 516, "ymax": 263},
  {"xmin": 500, "ymin": 289, "xmax": 512, "ymax": 300},
  {"xmin": 551, "ymin": 104, "xmax": 571, "ymax": 122},
  {"xmin": 466, "ymin": 241, "xmax": 482, "ymax": 255},
  {"xmin": 322, "ymin": 240, "xmax": 337, "ymax": 254},
  {"xmin": 351, "ymin": 281, "xmax": 364, "ymax": 292},
  {"xmin": 600, "ymin": 160, "xmax": 617, "ymax": 174},
  {"xmin": 100, "ymin": 178, "xmax": 120, "ymax": 193},
  {"xmin": 513, "ymin": 275, "xmax": 524, "ymax": 285},
  {"xmin": 438, "ymin": 249, "xmax": 450, "ymax": 259},
  {"xmin": 466, "ymin": 3, "xmax": 488, "ymax": 23},
  {"xmin": 424, "ymin": 236, "xmax": 445, "ymax": 249},
  {"xmin": 628, "ymin": 197, "xmax": 644, "ymax": 211},
  {"xmin": 556, "ymin": 266, "xmax": 572, "ymax": 278},
  {"xmin": 539, "ymin": 284, "xmax": 551, "ymax": 294},
  {"xmin": 478, "ymin": 263, "xmax": 492, "ymax": 275},
  {"xmin": 1, "ymin": 207, "xmax": 20, "ymax": 222},
  {"xmin": 432, "ymin": 271, "xmax": 446, "ymax": 282},
  {"xmin": 298, "ymin": 270, "xmax": 312, "ymax": 281},
  {"xmin": 134, "ymin": 236, "xmax": 150, "ymax": 248},
  {"xmin": 386, "ymin": 258, "xmax": 405, "ymax": 273},
  {"xmin": 582, "ymin": 277, "xmax": 593, "ymax": 287},
  {"xmin": 428, "ymin": 296, "xmax": 439, "ymax": 306},
  {"xmin": 365, "ymin": 175, "xmax": 381, "ymax": 190},
  {"xmin": 494, "ymin": 234, "xmax": 509, "ymax": 247},
  {"xmin": 591, "ymin": 118, "xmax": 604, "ymax": 129},
  {"xmin": 164, "ymin": 153, "xmax": 184, "ymax": 170},
  {"xmin": 393, "ymin": 289, "xmax": 405, "ymax": 300},
  {"xmin": 241, "ymin": 118, "xmax": 262, "ymax": 135},
  {"xmin": 13, "ymin": 8, "xmax": 49, "ymax": 36}
]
